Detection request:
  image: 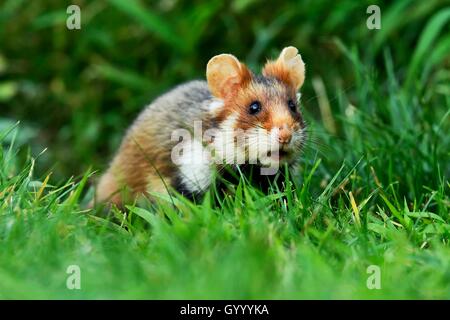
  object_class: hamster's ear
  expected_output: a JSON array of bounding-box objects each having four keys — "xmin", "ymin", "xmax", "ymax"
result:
[
  {"xmin": 206, "ymin": 54, "xmax": 252, "ymax": 99},
  {"xmin": 262, "ymin": 46, "xmax": 305, "ymax": 90}
]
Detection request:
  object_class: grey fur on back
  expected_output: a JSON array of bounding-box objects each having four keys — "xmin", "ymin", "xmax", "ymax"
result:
[{"xmin": 133, "ymin": 80, "xmax": 214, "ymax": 136}]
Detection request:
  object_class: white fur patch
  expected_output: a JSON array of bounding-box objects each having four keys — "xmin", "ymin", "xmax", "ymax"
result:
[
  {"xmin": 208, "ymin": 99, "xmax": 224, "ymax": 114},
  {"xmin": 211, "ymin": 113, "xmax": 242, "ymax": 164},
  {"xmin": 178, "ymin": 139, "xmax": 213, "ymax": 193},
  {"xmin": 246, "ymin": 127, "xmax": 273, "ymax": 164}
]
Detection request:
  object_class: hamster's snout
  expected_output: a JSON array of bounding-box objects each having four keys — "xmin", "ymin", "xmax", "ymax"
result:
[{"xmin": 277, "ymin": 127, "xmax": 292, "ymax": 145}]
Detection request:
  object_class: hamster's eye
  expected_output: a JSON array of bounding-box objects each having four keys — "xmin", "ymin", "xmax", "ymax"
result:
[
  {"xmin": 288, "ymin": 99, "xmax": 297, "ymax": 112},
  {"xmin": 248, "ymin": 101, "xmax": 262, "ymax": 115}
]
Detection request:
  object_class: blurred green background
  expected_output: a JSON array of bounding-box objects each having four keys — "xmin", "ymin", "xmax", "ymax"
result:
[{"xmin": 1, "ymin": 0, "xmax": 447, "ymax": 182}]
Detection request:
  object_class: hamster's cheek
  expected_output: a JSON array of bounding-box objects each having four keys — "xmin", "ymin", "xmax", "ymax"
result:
[{"xmin": 291, "ymin": 129, "xmax": 306, "ymax": 148}]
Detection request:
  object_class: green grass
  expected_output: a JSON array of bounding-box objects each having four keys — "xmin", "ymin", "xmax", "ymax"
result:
[
  {"xmin": 0, "ymin": 0, "xmax": 449, "ymax": 299},
  {"xmin": 1, "ymin": 50, "xmax": 449, "ymax": 298}
]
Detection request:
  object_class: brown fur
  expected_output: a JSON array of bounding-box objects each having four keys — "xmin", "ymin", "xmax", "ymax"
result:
[{"xmin": 263, "ymin": 46, "xmax": 305, "ymax": 90}]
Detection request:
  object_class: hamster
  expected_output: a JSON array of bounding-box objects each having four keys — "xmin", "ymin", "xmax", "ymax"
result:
[{"xmin": 95, "ymin": 46, "xmax": 306, "ymax": 206}]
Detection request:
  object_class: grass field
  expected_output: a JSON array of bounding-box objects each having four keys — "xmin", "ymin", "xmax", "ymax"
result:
[{"xmin": 0, "ymin": 0, "xmax": 449, "ymax": 299}]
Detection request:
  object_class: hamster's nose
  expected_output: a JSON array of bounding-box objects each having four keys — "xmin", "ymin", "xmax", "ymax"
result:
[{"xmin": 278, "ymin": 127, "xmax": 292, "ymax": 145}]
